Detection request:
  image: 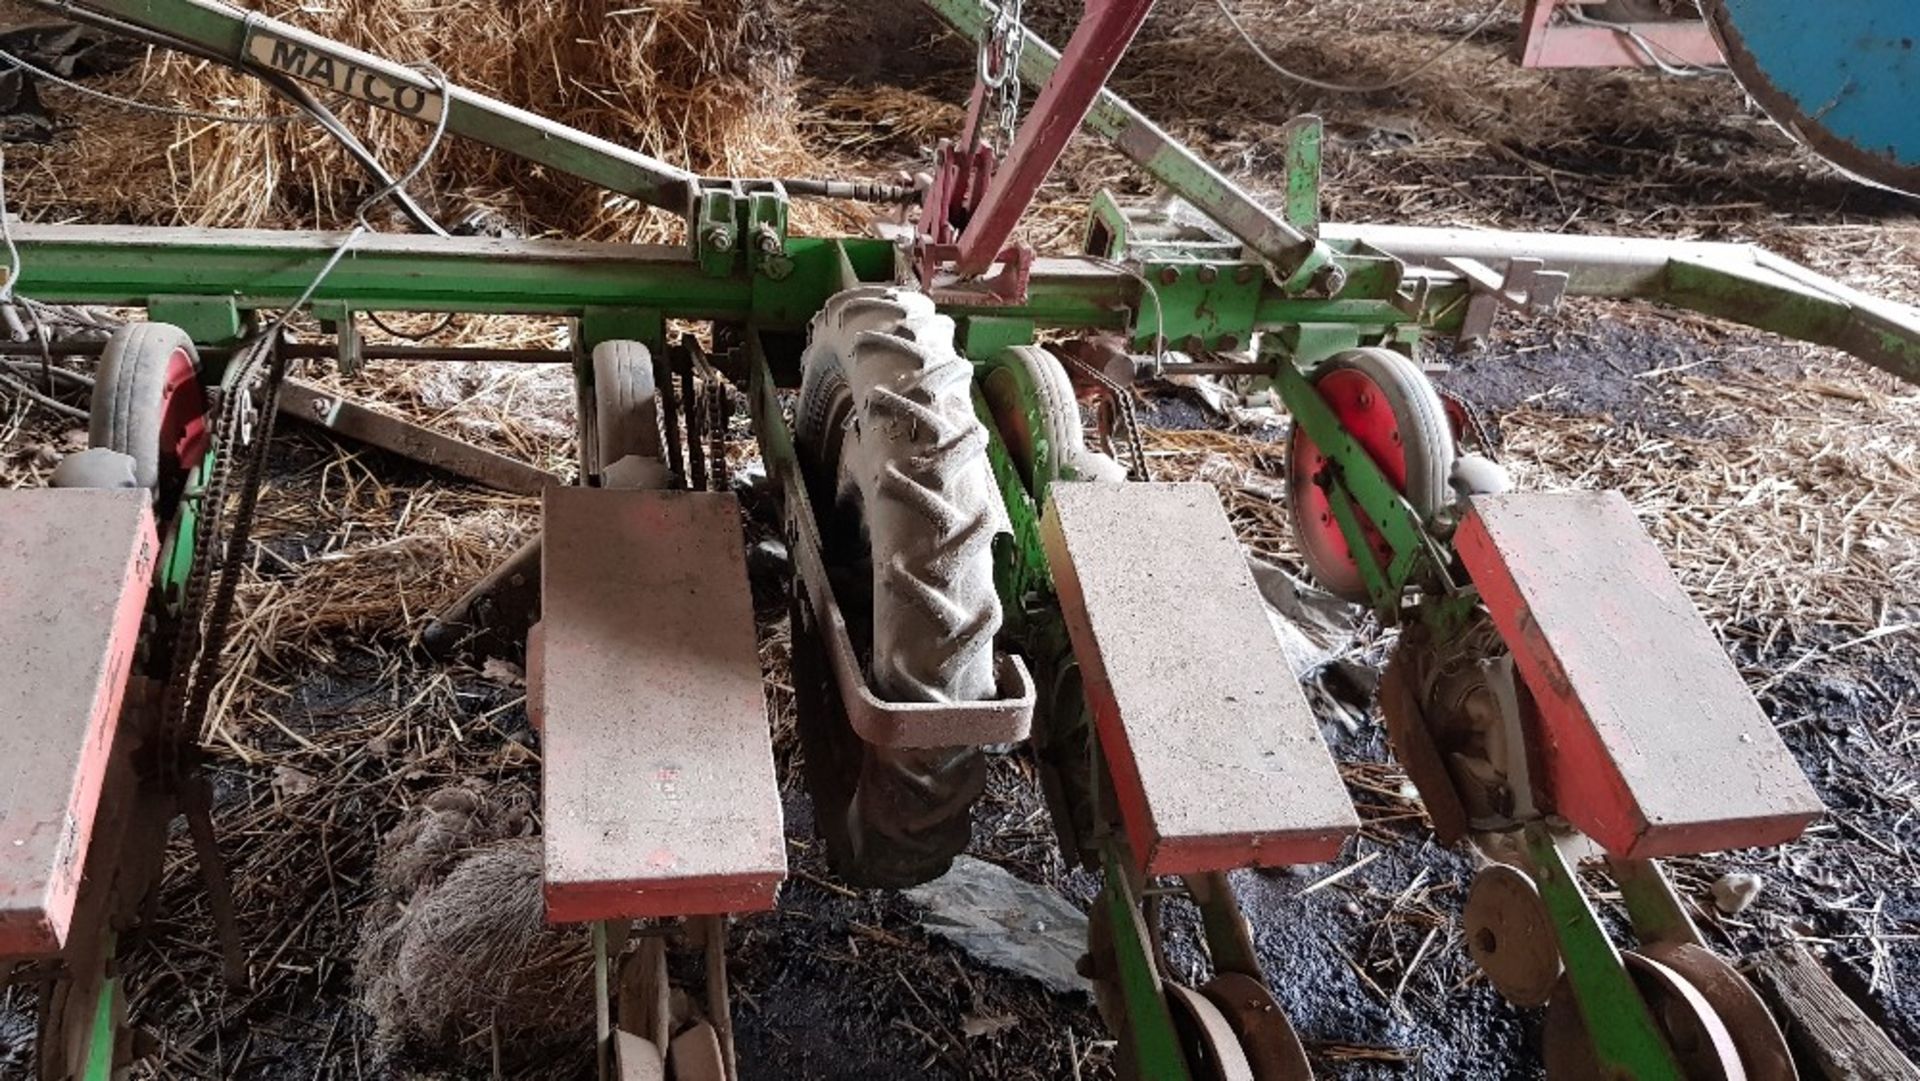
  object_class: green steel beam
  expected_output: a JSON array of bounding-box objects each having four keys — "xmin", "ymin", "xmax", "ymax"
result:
[
  {"xmin": 57, "ymin": 0, "xmax": 697, "ymax": 213},
  {"xmin": 1525, "ymin": 825, "xmax": 1684, "ymax": 1081},
  {"xmin": 7, "ymin": 224, "xmax": 1449, "ymax": 342}
]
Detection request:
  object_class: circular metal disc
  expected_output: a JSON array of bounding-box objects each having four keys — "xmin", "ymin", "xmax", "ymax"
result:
[
  {"xmin": 666, "ymin": 1021, "xmax": 726, "ymax": 1081},
  {"xmin": 1699, "ymin": 1, "xmax": 1920, "ymax": 196},
  {"xmin": 1198, "ymin": 973, "xmax": 1313, "ymax": 1081},
  {"xmin": 1541, "ymin": 974, "xmax": 1604, "ymax": 1081},
  {"xmin": 1540, "ymin": 953, "xmax": 1745, "ymax": 1081},
  {"xmin": 1464, "ymin": 864, "xmax": 1562, "ymax": 1008},
  {"xmin": 1166, "ymin": 983, "xmax": 1257, "ymax": 1081},
  {"xmin": 1642, "ymin": 942, "xmax": 1798, "ymax": 1081}
]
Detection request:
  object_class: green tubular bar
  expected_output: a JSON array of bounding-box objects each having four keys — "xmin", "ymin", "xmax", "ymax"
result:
[
  {"xmin": 1100, "ymin": 841, "xmax": 1194, "ymax": 1081},
  {"xmin": 1524, "ymin": 825, "xmax": 1686, "ymax": 1080},
  {"xmin": 2, "ymin": 225, "xmax": 1444, "ymax": 345}
]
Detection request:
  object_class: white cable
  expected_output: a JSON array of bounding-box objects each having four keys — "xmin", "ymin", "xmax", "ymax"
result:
[
  {"xmin": 1212, "ymin": 0, "xmax": 1507, "ymax": 95},
  {"xmin": 0, "ymin": 45, "xmax": 305, "ymax": 125},
  {"xmin": 0, "ymin": 148, "xmax": 20, "ymax": 306},
  {"xmin": 1563, "ymin": 8, "xmax": 1727, "ymax": 78},
  {"xmin": 255, "ymin": 63, "xmax": 452, "ymax": 341}
]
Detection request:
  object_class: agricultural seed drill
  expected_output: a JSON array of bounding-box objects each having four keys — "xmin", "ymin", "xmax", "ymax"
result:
[{"xmin": 2, "ymin": 0, "xmax": 1917, "ymax": 1076}]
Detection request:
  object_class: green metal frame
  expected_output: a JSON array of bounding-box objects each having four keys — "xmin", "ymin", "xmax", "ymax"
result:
[{"xmin": 9, "ymin": 3, "xmax": 1915, "ymax": 1076}]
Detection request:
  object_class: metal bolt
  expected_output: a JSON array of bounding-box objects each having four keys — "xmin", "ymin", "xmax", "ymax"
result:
[
  {"xmin": 1234, "ymin": 264, "xmax": 1260, "ymax": 285},
  {"xmin": 1308, "ymin": 262, "xmax": 1347, "ymax": 297},
  {"xmin": 1217, "ymin": 334, "xmax": 1239, "ymax": 351},
  {"xmin": 1183, "ymin": 335, "xmax": 1205, "ymax": 353},
  {"xmin": 1195, "ymin": 265, "xmax": 1218, "ymax": 284},
  {"xmin": 1358, "ymin": 391, "xmax": 1374, "ymax": 409},
  {"xmin": 1158, "ymin": 265, "xmax": 1181, "ymax": 285},
  {"xmin": 702, "ymin": 224, "xmax": 735, "ymax": 252}
]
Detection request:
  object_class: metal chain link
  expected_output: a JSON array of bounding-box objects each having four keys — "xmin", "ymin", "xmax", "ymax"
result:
[
  {"xmin": 159, "ymin": 336, "xmax": 286, "ymax": 764},
  {"xmin": 1062, "ymin": 351, "xmax": 1152, "ymax": 482},
  {"xmin": 978, "ymin": 0, "xmax": 1026, "ymax": 151}
]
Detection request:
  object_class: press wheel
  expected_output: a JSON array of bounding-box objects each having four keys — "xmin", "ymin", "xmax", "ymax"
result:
[
  {"xmin": 1641, "ymin": 942, "xmax": 1797, "ymax": 1081},
  {"xmin": 1542, "ymin": 952, "xmax": 1744, "ymax": 1081},
  {"xmin": 1285, "ymin": 347, "xmax": 1454, "ymax": 603},
  {"xmin": 1198, "ymin": 973, "xmax": 1313, "ymax": 1080},
  {"xmin": 1167, "ymin": 983, "xmax": 1256, "ymax": 1081},
  {"xmin": 590, "ymin": 339, "xmax": 668, "ymax": 487},
  {"xmin": 1464, "ymin": 863, "xmax": 1562, "ymax": 1008},
  {"xmin": 90, "ymin": 321, "xmax": 208, "ymax": 502},
  {"xmin": 978, "ymin": 344, "xmax": 1124, "ymax": 494}
]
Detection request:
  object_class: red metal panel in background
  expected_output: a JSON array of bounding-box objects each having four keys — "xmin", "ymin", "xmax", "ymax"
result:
[
  {"xmin": 1518, "ymin": 0, "xmax": 1723, "ymax": 69},
  {"xmin": 1455, "ymin": 491, "xmax": 1821, "ymax": 858},
  {"xmin": 0, "ymin": 489, "xmax": 156, "ymax": 957}
]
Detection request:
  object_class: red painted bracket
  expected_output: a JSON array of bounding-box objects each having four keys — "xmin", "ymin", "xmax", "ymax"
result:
[
  {"xmin": 920, "ymin": 0, "xmax": 1157, "ymax": 296},
  {"xmin": 1518, "ymin": 0, "xmax": 1723, "ymax": 69}
]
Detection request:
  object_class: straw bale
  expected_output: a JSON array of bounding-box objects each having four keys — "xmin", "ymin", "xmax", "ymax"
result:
[
  {"xmin": 11, "ymin": 0, "xmax": 813, "ymax": 239},
  {"xmin": 356, "ymin": 837, "xmax": 592, "ymax": 1070}
]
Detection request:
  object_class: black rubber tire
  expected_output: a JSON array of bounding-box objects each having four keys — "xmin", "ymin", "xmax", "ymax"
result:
[
  {"xmin": 590, "ymin": 339, "xmax": 662, "ymax": 475},
  {"xmin": 1285, "ymin": 347, "xmax": 1454, "ymax": 603},
  {"xmin": 90, "ymin": 322, "xmax": 201, "ymax": 491},
  {"xmin": 791, "ymin": 285, "xmax": 1001, "ymax": 888}
]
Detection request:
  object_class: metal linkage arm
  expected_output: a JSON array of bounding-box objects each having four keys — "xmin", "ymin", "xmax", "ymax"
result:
[
  {"xmin": 1328, "ymin": 223, "xmax": 1920, "ymax": 386},
  {"xmin": 46, "ymin": 0, "xmax": 698, "ymax": 213},
  {"xmin": 952, "ymin": 0, "xmax": 1155, "ymax": 277},
  {"xmin": 923, "ymin": 0, "xmax": 1343, "ymax": 294}
]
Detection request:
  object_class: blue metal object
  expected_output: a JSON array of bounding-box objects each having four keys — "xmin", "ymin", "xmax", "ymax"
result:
[{"xmin": 1703, "ymin": 0, "xmax": 1920, "ymax": 196}]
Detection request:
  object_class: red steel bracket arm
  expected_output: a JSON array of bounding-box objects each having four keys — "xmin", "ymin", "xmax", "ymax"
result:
[{"xmin": 952, "ymin": 0, "xmax": 1157, "ymax": 278}]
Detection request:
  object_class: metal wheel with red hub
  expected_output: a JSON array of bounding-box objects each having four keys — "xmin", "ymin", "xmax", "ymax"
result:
[
  {"xmin": 1285, "ymin": 347, "xmax": 1454, "ymax": 604},
  {"xmin": 89, "ymin": 322, "xmax": 210, "ymax": 505}
]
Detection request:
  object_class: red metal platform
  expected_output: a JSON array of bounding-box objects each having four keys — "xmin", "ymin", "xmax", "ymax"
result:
[
  {"xmin": 534, "ymin": 487, "xmax": 785, "ymax": 922},
  {"xmin": 0, "ymin": 489, "xmax": 155, "ymax": 957},
  {"xmin": 1042, "ymin": 482, "xmax": 1357, "ymax": 875},
  {"xmin": 1456, "ymin": 491, "xmax": 1822, "ymax": 858}
]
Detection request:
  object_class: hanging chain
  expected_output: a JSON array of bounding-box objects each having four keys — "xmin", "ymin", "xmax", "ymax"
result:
[
  {"xmin": 159, "ymin": 335, "xmax": 288, "ymax": 772},
  {"xmin": 979, "ymin": 0, "xmax": 1026, "ymax": 151}
]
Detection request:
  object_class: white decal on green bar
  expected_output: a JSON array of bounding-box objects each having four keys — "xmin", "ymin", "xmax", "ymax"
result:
[{"xmin": 243, "ymin": 30, "xmax": 446, "ymax": 123}]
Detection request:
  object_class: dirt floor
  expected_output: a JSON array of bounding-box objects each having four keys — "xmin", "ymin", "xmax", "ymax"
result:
[{"xmin": 2, "ymin": 0, "xmax": 1918, "ymax": 1078}]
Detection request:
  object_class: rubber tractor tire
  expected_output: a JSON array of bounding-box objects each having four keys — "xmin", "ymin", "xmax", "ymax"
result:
[{"xmin": 791, "ymin": 285, "xmax": 1005, "ymax": 888}]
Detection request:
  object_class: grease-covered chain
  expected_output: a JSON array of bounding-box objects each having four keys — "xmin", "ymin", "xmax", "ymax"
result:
[
  {"xmin": 1062, "ymin": 351, "xmax": 1152, "ymax": 482},
  {"xmin": 693, "ymin": 351, "xmax": 731, "ymax": 492},
  {"xmin": 159, "ymin": 333, "xmax": 289, "ymax": 770},
  {"xmin": 978, "ymin": 0, "xmax": 1025, "ymax": 151}
]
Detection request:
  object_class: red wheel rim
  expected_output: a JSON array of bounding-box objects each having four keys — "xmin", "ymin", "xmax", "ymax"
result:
[
  {"xmin": 157, "ymin": 345, "xmax": 209, "ymax": 484},
  {"xmin": 1291, "ymin": 367, "xmax": 1410, "ymax": 582}
]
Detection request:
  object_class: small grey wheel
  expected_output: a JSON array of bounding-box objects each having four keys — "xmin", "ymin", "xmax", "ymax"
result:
[
  {"xmin": 978, "ymin": 344, "xmax": 1124, "ymax": 495},
  {"xmin": 1285, "ymin": 347, "xmax": 1454, "ymax": 603},
  {"xmin": 591, "ymin": 339, "xmax": 663, "ymax": 480},
  {"xmin": 791, "ymin": 285, "xmax": 1003, "ymax": 888},
  {"xmin": 90, "ymin": 321, "xmax": 206, "ymax": 493}
]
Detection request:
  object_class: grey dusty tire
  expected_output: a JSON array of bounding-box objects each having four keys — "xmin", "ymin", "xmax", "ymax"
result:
[
  {"xmin": 792, "ymin": 286, "xmax": 1004, "ymax": 887},
  {"xmin": 590, "ymin": 339, "xmax": 668, "ymax": 487},
  {"xmin": 90, "ymin": 321, "xmax": 202, "ymax": 492}
]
